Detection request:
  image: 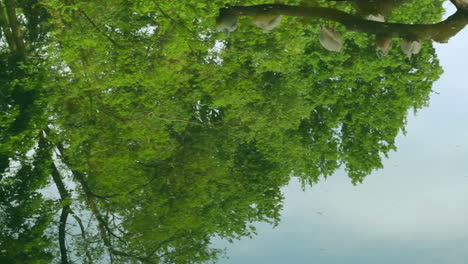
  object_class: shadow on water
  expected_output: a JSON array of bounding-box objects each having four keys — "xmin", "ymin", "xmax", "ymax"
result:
[{"xmin": 0, "ymin": 0, "xmax": 466, "ymax": 263}]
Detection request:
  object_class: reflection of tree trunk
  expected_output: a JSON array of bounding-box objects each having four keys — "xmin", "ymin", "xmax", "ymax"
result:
[
  {"xmin": 53, "ymin": 144, "xmax": 111, "ymax": 245},
  {"xmin": 0, "ymin": 1, "xmax": 17, "ymax": 53},
  {"xmin": 58, "ymin": 207, "xmax": 70, "ymax": 264},
  {"xmin": 53, "ymin": 143, "xmax": 151, "ymax": 263},
  {"xmin": 72, "ymin": 172, "xmax": 150, "ymax": 263},
  {"xmin": 44, "ymin": 129, "xmax": 94, "ymax": 263},
  {"xmin": 0, "ymin": 0, "xmax": 26, "ymax": 58},
  {"xmin": 52, "ymin": 142, "xmax": 179, "ymax": 263},
  {"xmin": 70, "ymin": 210, "xmax": 94, "ymax": 264},
  {"xmin": 4, "ymin": 0, "xmax": 26, "ymax": 56},
  {"xmin": 51, "ymin": 162, "xmax": 71, "ymax": 264},
  {"xmin": 52, "ymin": 159, "xmax": 97, "ymax": 263},
  {"xmin": 221, "ymin": 3, "xmax": 468, "ymax": 43}
]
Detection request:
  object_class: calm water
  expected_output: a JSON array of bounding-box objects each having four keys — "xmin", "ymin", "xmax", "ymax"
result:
[{"xmin": 0, "ymin": 1, "xmax": 467, "ymax": 263}]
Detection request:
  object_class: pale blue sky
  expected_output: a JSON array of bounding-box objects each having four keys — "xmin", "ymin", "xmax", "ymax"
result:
[{"xmin": 214, "ymin": 3, "xmax": 468, "ymax": 264}]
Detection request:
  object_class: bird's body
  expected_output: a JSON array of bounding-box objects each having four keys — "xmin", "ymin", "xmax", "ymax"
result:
[
  {"xmin": 252, "ymin": 13, "xmax": 283, "ymax": 32},
  {"xmin": 252, "ymin": 0, "xmax": 284, "ymax": 32},
  {"xmin": 365, "ymin": 13, "xmax": 385, "ymax": 22},
  {"xmin": 375, "ymin": 35, "xmax": 393, "ymax": 56},
  {"xmin": 401, "ymin": 39, "xmax": 422, "ymax": 57},
  {"xmin": 216, "ymin": 9, "xmax": 239, "ymax": 35},
  {"xmin": 319, "ymin": 26, "xmax": 343, "ymax": 52}
]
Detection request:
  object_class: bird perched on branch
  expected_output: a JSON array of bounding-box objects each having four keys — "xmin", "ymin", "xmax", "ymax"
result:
[
  {"xmin": 252, "ymin": 0, "xmax": 284, "ymax": 32},
  {"xmin": 216, "ymin": 5, "xmax": 239, "ymax": 35},
  {"xmin": 375, "ymin": 35, "xmax": 393, "ymax": 56},
  {"xmin": 319, "ymin": 26, "xmax": 343, "ymax": 52},
  {"xmin": 401, "ymin": 39, "xmax": 422, "ymax": 57}
]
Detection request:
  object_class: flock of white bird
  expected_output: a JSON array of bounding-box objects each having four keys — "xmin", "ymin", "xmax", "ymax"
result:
[{"xmin": 216, "ymin": 2, "xmax": 422, "ymax": 57}]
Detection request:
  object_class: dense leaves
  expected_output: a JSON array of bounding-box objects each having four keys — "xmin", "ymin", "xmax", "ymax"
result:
[{"xmin": 0, "ymin": 0, "xmax": 453, "ymax": 263}]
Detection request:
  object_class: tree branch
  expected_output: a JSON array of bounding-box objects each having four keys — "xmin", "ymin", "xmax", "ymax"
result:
[
  {"xmin": 49, "ymin": 136, "xmax": 172, "ymax": 263},
  {"xmin": 78, "ymin": 9, "xmax": 121, "ymax": 47},
  {"xmin": 44, "ymin": 129, "xmax": 93, "ymax": 263},
  {"xmin": 70, "ymin": 211, "xmax": 94, "ymax": 264},
  {"xmin": 52, "ymin": 142, "xmax": 147, "ymax": 262},
  {"xmin": 451, "ymin": 0, "xmax": 468, "ymax": 12},
  {"xmin": 220, "ymin": 4, "xmax": 468, "ymax": 43},
  {"xmin": 51, "ymin": 162, "xmax": 70, "ymax": 264}
]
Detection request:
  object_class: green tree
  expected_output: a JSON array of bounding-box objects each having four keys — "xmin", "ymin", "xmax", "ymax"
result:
[{"xmin": 1, "ymin": 0, "xmax": 463, "ymax": 263}]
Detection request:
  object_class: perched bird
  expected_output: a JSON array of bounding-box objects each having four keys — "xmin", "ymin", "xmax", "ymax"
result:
[
  {"xmin": 252, "ymin": 0, "xmax": 284, "ymax": 32},
  {"xmin": 319, "ymin": 26, "xmax": 344, "ymax": 52},
  {"xmin": 375, "ymin": 35, "xmax": 393, "ymax": 56},
  {"xmin": 252, "ymin": 13, "xmax": 283, "ymax": 32},
  {"xmin": 400, "ymin": 39, "xmax": 422, "ymax": 57},
  {"xmin": 216, "ymin": 8, "xmax": 239, "ymax": 35},
  {"xmin": 365, "ymin": 13, "xmax": 385, "ymax": 22}
]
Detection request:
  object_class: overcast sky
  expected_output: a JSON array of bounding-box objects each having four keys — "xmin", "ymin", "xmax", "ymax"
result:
[{"xmin": 215, "ymin": 3, "xmax": 468, "ymax": 264}]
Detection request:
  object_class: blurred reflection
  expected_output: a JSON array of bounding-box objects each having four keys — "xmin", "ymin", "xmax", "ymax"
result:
[
  {"xmin": 375, "ymin": 35, "xmax": 393, "ymax": 56},
  {"xmin": 318, "ymin": 26, "xmax": 343, "ymax": 51},
  {"xmin": 1, "ymin": 0, "xmax": 466, "ymax": 263},
  {"xmin": 331, "ymin": 0, "xmax": 410, "ymax": 21},
  {"xmin": 217, "ymin": 0, "xmax": 468, "ymax": 56}
]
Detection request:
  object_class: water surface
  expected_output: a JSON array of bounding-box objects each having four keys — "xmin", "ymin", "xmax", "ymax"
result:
[{"xmin": 0, "ymin": 1, "xmax": 467, "ymax": 263}]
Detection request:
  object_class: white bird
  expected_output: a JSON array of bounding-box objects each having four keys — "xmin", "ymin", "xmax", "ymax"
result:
[
  {"xmin": 319, "ymin": 26, "xmax": 344, "ymax": 52},
  {"xmin": 252, "ymin": 0, "xmax": 284, "ymax": 33},
  {"xmin": 375, "ymin": 35, "xmax": 393, "ymax": 56},
  {"xmin": 252, "ymin": 13, "xmax": 283, "ymax": 32},
  {"xmin": 400, "ymin": 39, "xmax": 422, "ymax": 57},
  {"xmin": 365, "ymin": 13, "xmax": 385, "ymax": 22}
]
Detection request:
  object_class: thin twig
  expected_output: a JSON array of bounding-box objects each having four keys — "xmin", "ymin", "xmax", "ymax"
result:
[{"xmin": 79, "ymin": 9, "xmax": 121, "ymax": 47}]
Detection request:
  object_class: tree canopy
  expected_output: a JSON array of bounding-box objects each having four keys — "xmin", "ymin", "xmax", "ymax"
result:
[{"xmin": 0, "ymin": 0, "xmax": 463, "ymax": 263}]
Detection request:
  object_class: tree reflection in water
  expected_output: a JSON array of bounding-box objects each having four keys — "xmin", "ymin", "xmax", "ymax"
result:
[{"xmin": 0, "ymin": 0, "xmax": 466, "ymax": 263}]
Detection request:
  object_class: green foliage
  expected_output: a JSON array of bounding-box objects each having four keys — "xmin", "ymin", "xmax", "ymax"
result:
[
  {"xmin": 0, "ymin": 0, "xmax": 447, "ymax": 263},
  {"xmin": 0, "ymin": 139, "xmax": 56, "ymax": 264}
]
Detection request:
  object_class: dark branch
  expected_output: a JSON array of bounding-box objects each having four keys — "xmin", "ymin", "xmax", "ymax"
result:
[
  {"xmin": 52, "ymin": 142, "xmax": 148, "ymax": 262},
  {"xmin": 451, "ymin": 0, "xmax": 468, "ymax": 11},
  {"xmin": 51, "ymin": 162, "xmax": 70, "ymax": 264},
  {"xmin": 221, "ymin": 4, "xmax": 468, "ymax": 43},
  {"xmin": 58, "ymin": 206, "xmax": 71, "ymax": 264},
  {"xmin": 79, "ymin": 9, "xmax": 121, "ymax": 47},
  {"xmin": 70, "ymin": 211, "xmax": 94, "ymax": 264},
  {"xmin": 44, "ymin": 129, "xmax": 93, "ymax": 263}
]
